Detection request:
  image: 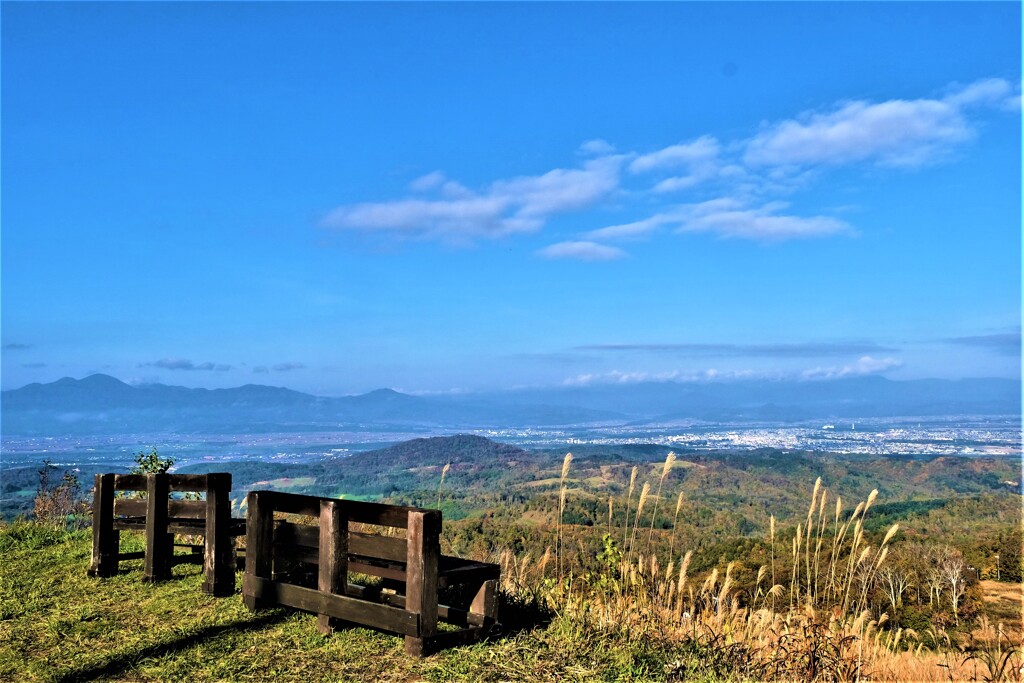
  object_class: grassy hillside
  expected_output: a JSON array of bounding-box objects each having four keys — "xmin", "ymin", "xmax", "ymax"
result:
[
  {"xmin": 0, "ymin": 523, "xmax": 746, "ymax": 682},
  {"xmin": 4, "ymin": 438, "xmax": 1021, "ymax": 681}
]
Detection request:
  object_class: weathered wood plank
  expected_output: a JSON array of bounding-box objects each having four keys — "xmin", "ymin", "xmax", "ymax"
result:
[
  {"xmin": 113, "ymin": 474, "xmax": 147, "ymax": 491},
  {"xmin": 274, "ymin": 520, "xmax": 319, "ymax": 548},
  {"xmin": 244, "ymin": 490, "xmax": 275, "ymax": 611},
  {"xmin": 404, "ymin": 510, "xmax": 441, "ymax": 656},
  {"xmin": 252, "ymin": 490, "xmax": 433, "ymax": 528},
  {"xmin": 203, "ymin": 472, "xmax": 234, "ymax": 596},
  {"xmin": 144, "ymin": 475, "xmax": 172, "ymax": 582},
  {"xmin": 438, "ymin": 561, "xmax": 501, "ymax": 588},
  {"xmin": 168, "ymin": 474, "xmax": 217, "ymax": 492},
  {"xmin": 243, "ymin": 575, "xmax": 419, "ymax": 636},
  {"xmin": 115, "ymin": 499, "xmax": 207, "ymax": 518},
  {"xmin": 349, "ymin": 532, "xmax": 407, "ymax": 563},
  {"xmin": 88, "ymin": 474, "xmax": 119, "ymax": 577},
  {"xmin": 470, "ymin": 579, "xmax": 499, "ymax": 626},
  {"xmin": 348, "ymin": 559, "xmax": 407, "ymax": 583},
  {"xmin": 274, "ymin": 524, "xmax": 408, "ymax": 566},
  {"xmin": 317, "ymin": 499, "xmax": 348, "ymax": 634},
  {"xmin": 115, "ymin": 551, "xmax": 146, "ymax": 561}
]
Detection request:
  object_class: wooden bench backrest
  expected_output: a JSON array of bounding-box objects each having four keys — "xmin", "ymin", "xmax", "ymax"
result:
[
  {"xmin": 110, "ymin": 473, "xmax": 231, "ymax": 521},
  {"xmin": 245, "ymin": 490, "xmax": 443, "ymax": 643},
  {"xmin": 249, "ymin": 491, "xmax": 442, "ymax": 581},
  {"xmin": 249, "ymin": 491, "xmax": 437, "ymax": 567}
]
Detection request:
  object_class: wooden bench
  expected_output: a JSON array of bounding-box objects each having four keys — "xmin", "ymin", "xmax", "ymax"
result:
[
  {"xmin": 242, "ymin": 490, "xmax": 500, "ymax": 656},
  {"xmin": 88, "ymin": 473, "xmax": 245, "ymax": 596}
]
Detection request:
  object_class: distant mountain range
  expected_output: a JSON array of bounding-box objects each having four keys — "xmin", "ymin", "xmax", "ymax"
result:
[{"xmin": 1, "ymin": 373, "xmax": 1019, "ymax": 436}]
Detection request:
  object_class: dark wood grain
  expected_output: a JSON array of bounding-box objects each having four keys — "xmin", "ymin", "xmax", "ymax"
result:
[{"xmin": 317, "ymin": 499, "xmax": 348, "ymax": 634}]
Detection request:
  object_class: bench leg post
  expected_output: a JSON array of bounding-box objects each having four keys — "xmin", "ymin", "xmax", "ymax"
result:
[
  {"xmin": 89, "ymin": 474, "xmax": 118, "ymax": 577},
  {"xmin": 243, "ymin": 491, "xmax": 274, "ymax": 611},
  {"xmin": 317, "ymin": 499, "xmax": 349, "ymax": 634},
  {"xmin": 144, "ymin": 474, "xmax": 172, "ymax": 582},
  {"xmin": 405, "ymin": 510, "xmax": 441, "ymax": 657},
  {"xmin": 470, "ymin": 579, "xmax": 499, "ymax": 629},
  {"xmin": 203, "ymin": 473, "xmax": 235, "ymax": 596}
]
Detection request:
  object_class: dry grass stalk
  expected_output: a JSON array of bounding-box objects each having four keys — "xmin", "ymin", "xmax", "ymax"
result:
[
  {"xmin": 557, "ymin": 452, "xmax": 572, "ymax": 578},
  {"xmin": 435, "ymin": 462, "xmax": 451, "ymax": 510},
  {"xmin": 627, "ymin": 482, "xmax": 651, "ymax": 565},
  {"xmin": 669, "ymin": 491, "xmax": 685, "ymax": 556},
  {"xmin": 623, "ymin": 465, "xmax": 638, "ymax": 548},
  {"xmin": 646, "ymin": 451, "xmax": 676, "ymax": 553}
]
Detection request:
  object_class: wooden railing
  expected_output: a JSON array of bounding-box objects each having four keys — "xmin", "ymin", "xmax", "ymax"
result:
[
  {"xmin": 242, "ymin": 490, "xmax": 499, "ymax": 656},
  {"xmin": 88, "ymin": 473, "xmax": 244, "ymax": 596}
]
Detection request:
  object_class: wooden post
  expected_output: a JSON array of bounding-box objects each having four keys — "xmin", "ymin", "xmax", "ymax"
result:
[
  {"xmin": 202, "ymin": 473, "xmax": 234, "ymax": 596},
  {"xmin": 317, "ymin": 499, "xmax": 349, "ymax": 634},
  {"xmin": 243, "ymin": 490, "xmax": 275, "ymax": 611},
  {"xmin": 88, "ymin": 474, "xmax": 119, "ymax": 577},
  {"xmin": 470, "ymin": 579, "xmax": 499, "ymax": 628},
  {"xmin": 404, "ymin": 509, "xmax": 440, "ymax": 657},
  {"xmin": 144, "ymin": 473, "xmax": 172, "ymax": 582}
]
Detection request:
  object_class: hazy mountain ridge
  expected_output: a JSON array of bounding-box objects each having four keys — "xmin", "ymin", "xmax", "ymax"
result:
[{"xmin": 1, "ymin": 373, "xmax": 1019, "ymax": 436}]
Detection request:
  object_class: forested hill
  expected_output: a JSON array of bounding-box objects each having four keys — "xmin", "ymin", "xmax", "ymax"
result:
[{"xmin": 350, "ymin": 434, "xmax": 531, "ymax": 469}]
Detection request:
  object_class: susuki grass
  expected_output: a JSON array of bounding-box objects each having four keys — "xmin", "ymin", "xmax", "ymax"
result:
[{"xmin": 521, "ymin": 469, "xmax": 1022, "ymax": 682}]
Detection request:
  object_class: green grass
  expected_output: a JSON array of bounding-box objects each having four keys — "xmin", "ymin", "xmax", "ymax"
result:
[{"xmin": 0, "ymin": 522, "xmax": 726, "ymax": 682}]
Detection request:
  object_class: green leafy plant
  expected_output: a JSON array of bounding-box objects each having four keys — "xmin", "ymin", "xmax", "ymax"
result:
[{"xmin": 131, "ymin": 447, "xmax": 174, "ymax": 474}]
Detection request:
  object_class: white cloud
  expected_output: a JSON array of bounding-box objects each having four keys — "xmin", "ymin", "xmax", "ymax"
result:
[
  {"xmin": 589, "ymin": 199, "xmax": 850, "ymax": 242},
  {"xmin": 629, "ymin": 136, "xmax": 720, "ymax": 174},
  {"xmin": 943, "ymin": 77, "xmax": 1014, "ymax": 108},
  {"xmin": 323, "ymin": 195, "xmax": 520, "ymax": 240},
  {"xmin": 585, "ymin": 214, "xmax": 674, "ymax": 241},
  {"xmin": 272, "ymin": 362, "xmax": 306, "ymax": 372},
  {"xmin": 322, "ymin": 77, "xmax": 1012, "ymax": 251},
  {"xmin": 409, "ymin": 171, "xmax": 447, "ymax": 192},
  {"xmin": 562, "ymin": 368, "xmax": 762, "ymax": 386},
  {"xmin": 143, "ymin": 358, "xmax": 232, "ymax": 372},
  {"xmin": 491, "ymin": 156, "xmax": 623, "ymax": 218},
  {"xmin": 323, "ymin": 156, "xmax": 624, "ymax": 242},
  {"xmin": 744, "ymin": 98, "xmax": 972, "ymax": 168},
  {"xmin": 801, "ymin": 356, "xmax": 903, "ymax": 380},
  {"xmin": 564, "ymin": 357, "xmax": 902, "ymax": 386},
  {"xmin": 675, "ymin": 199, "xmax": 852, "ymax": 241},
  {"xmin": 579, "ymin": 139, "xmax": 616, "ymax": 156},
  {"xmin": 537, "ymin": 240, "xmax": 626, "ymax": 262}
]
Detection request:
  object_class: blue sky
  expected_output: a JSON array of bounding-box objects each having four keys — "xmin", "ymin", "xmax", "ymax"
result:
[{"xmin": 2, "ymin": 2, "xmax": 1020, "ymax": 395}]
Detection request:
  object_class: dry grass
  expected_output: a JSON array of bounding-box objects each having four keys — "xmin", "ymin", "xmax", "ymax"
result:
[{"xmin": 499, "ymin": 477, "xmax": 1024, "ymax": 682}]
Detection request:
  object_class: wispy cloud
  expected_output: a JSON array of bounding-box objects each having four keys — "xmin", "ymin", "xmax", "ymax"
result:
[
  {"xmin": 3, "ymin": 343, "xmax": 32, "ymax": 350},
  {"xmin": 675, "ymin": 199, "xmax": 852, "ymax": 240},
  {"xmin": 586, "ymin": 199, "xmax": 852, "ymax": 242},
  {"xmin": 945, "ymin": 331, "xmax": 1021, "ymax": 355},
  {"xmin": 574, "ymin": 341, "xmax": 897, "ymax": 357},
  {"xmin": 629, "ymin": 135, "xmax": 720, "ymax": 172},
  {"xmin": 578, "ymin": 139, "xmax": 616, "ymax": 156},
  {"xmin": 142, "ymin": 358, "xmax": 232, "ymax": 372},
  {"xmin": 272, "ymin": 362, "xmax": 306, "ymax": 372},
  {"xmin": 537, "ymin": 240, "xmax": 626, "ymax": 262},
  {"xmin": 943, "ymin": 77, "xmax": 1018, "ymax": 110},
  {"xmin": 563, "ymin": 355, "xmax": 903, "ymax": 386},
  {"xmin": 563, "ymin": 368, "xmax": 764, "ymax": 386},
  {"xmin": 801, "ymin": 356, "xmax": 903, "ymax": 380},
  {"xmin": 323, "ymin": 156, "xmax": 624, "ymax": 243},
  {"xmin": 321, "ymin": 77, "xmax": 1013, "ymax": 255},
  {"xmin": 743, "ymin": 79, "xmax": 1017, "ymax": 170}
]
